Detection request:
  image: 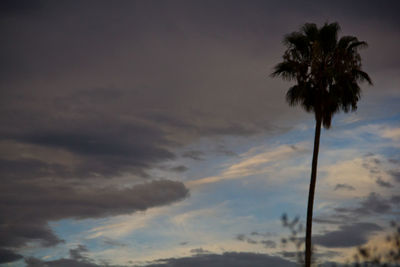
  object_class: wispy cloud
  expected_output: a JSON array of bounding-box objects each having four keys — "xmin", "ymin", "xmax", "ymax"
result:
[
  {"xmin": 187, "ymin": 143, "xmax": 308, "ymax": 186},
  {"xmin": 380, "ymin": 127, "xmax": 400, "ymax": 141}
]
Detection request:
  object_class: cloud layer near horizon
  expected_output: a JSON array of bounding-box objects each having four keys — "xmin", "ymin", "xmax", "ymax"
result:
[
  {"xmin": 25, "ymin": 250, "xmax": 297, "ymax": 267},
  {"xmin": 0, "ymin": 180, "xmax": 188, "ymax": 263}
]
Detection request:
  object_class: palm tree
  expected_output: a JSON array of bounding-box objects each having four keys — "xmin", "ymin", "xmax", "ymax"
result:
[{"xmin": 272, "ymin": 22, "xmax": 372, "ymax": 267}]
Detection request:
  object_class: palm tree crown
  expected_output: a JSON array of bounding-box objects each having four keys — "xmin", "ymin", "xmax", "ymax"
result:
[{"xmin": 272, "ymin": 22, "xmax": 372, "ymax": 128}]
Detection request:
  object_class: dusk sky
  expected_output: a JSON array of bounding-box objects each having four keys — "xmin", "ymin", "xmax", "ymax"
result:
[{"xmin": 1, "ymin": 1, "xmax": 400, "ymax": 266}]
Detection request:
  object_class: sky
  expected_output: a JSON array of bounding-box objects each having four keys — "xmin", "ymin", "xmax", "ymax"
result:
[{"xmin": 1, "ymin": 0, "xmax": 400, "ymax": 266}]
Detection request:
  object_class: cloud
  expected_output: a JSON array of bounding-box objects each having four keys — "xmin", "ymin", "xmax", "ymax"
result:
[
  {"xmin": 335, "ymin": 192, "xmax": 392, "ymax": 216},
  {"xmin": 326, "ymin": 193, "xmax": 400, "ymax": 233},
  {"xmin": 25, "ymin": 257, "xmax": 101, "ymax": 267},
  {"xmin": 376, "ymin": 177, "xmax": 393, "ymax": 188},
  {"xmin": 0, "ymin": 157, "xmax": 71, "ymax": 180},
  {"xmin": 169, "ymin": 165, "xmax": 189, "ymax": 172},
  {"xmin": 187, "ymin": 143, "xmax": 307, "ymax": 186},
  {"xmin": 313, "ymin": 222, "xmax": 382, "ymax": 248},
  {"xmin": 389, "ymin": 170, "xmax": 400, "ymax": 183},
  {"xmin": 250, "ymin": 231, "xmax": 275, "ymax": 238},
  {"xmin": 0, "ymin": 248, "xmax": 23, "ymax": 264},
  {"xmin": 170, "ymin": 203, "xmax": 226, "ymax": 228},
  {"xmin": 190, "ymin": 248, "xmax": 210, "ymax": 254},
  {"xmin": 319, "ymin": 153, "xmax": 397, "ymax": 200},
  {"xmin": 102, "ymin": 238, "xmax": 127, "ymax": 248},
  {"xmin": 69, "ymin": 245, "xmax": 90, "ymax": 261},
  {"xmin": 25, "ymin": 244, "xmax": 105, "ymax": 267},
  {"xmin": 260, "ymin": 240, "xmax": 277, "ymax": 248},
  {"xmin": 25, "ymin": 251, "xmax": 298, "ymax": 267},
  {"xmin": 0, "ymin": 0, "xmax": 42, "ymax": 17},
  {"xmin": 143, "ymin": 252, "xmax": 297, "ymax": 267},
  {"xmin": 380, "ymin": 127, "xmax": 400, "ymax": 141},
  {"xmin": 182, "ymin": 150, "xmax": 204, "ymax": 161},
  {"xmin": 316, "ymin": 186, "xmax": 400, "ymax": 239},
  {"xmin": 214, "ymin": 144, "xmax": 237, "ymax": 157},
  {"xmin": 352, "ymin": 193, "xmax": 393, "ymax": 215},
  {"xmin": 391, "ymin": 195, "xmax": 400, "ymax": 205},
  {"xmin": 334, "ymin": 184, "xmax": 355, "ymax": 191},
  {"xmin": 3, "ymin": 121, "xmax": 176, "ymax": 179},
  {"xmin": 236, "ymin": 234, "xmax": 258, "ymax": 245},
  {"xmin": 313, "ymin": 218, "xmax": 344, "ymax": 225},
  {"xmin": 0, "ymin": 180, "xmax": 188, "ymax": 261},
  {"xmin": 235, "ymin": 231, "xmax": 277, "ymax": 248}
]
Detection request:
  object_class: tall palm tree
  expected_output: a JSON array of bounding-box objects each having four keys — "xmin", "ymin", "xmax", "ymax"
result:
[{"xmin": 272, "ymin": 22, "xmax": 372, "ymax": 267}]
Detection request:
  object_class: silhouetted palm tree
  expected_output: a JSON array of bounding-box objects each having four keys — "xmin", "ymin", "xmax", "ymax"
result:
[{"xmin": 272, "ymin": 22, "xmax": 372, "ymax": 267}]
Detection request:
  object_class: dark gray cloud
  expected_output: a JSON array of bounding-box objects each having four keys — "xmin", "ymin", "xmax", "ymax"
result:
[
  {"xmin": 214, "ymin": 144, "xmax": 237, "ymax": 157},
  {"xmin": 236, "ymin": 232, "xmax": 276, "ymax": 248},
  {"xmin": 279, "ymin": 250, "xmax": 340, "ymax": 262},
  {"xmin": 313, "ymin": 218, "xmax": 343, "ymax": 225},
  {"xmin": 236, "ymin": 234, "xmax": 258, "ymax": 245},
  {"xmin": 335, "ymin": 192, "xmax": 392, "ymax": 216},
  {"xmin": 1, "ymin": 114, "xmax": 176, "ymax": 179},
  {"xmin": 0, "ymin": 180, "xmax": 188, "ymax": 261},
  {"xmin": 0, "ymin": 0, "xmax": 42, "ymax": 17},
  {"xmin": 236, "ymin": 234, "xmax": 248, "ymax": 241},
  {"xmin": 0, "ymin": 221, "xmax": 63, "ymax": 249},
  {"xmin": 102, "ymin": 238, "xmax": 127, "ymax": 248},
  {"xmin": 25, "ymin": 251, "xmax": 297, "ymax": 267},
  {"xmin": 261, "ymin": 240, "xmax": 277, "ymax": 248},
  {"xmin": 190, "ymin": 248, "xmax": 210, "ymax": 254},
  {"xmin": 277, "ymin": 251, "xmax": 301, "ymax": 262},
  {"xmin": 169, "ymin": 165, "xmax": 189, "ymax": 173},
  {"xmin": 313, "ymin": 222, "xmax": 382, "ymax": 248},
  {"xmin": 353, "ymin": 193, "xmax": 393, "ymax": 215},
  {"xmin": 0, "ymin": 248, "xmax": 23, "ymax": 264},
  {"xmin": 144, "ymin": 252, "xmax": 297, "ymax": 267},
  {"xmin": 26, "ymin": 258, "xmax": 100, "ymax": 267},
  {"xmin": 25, "ymin": 245, "xmax": 102, "ymax": 267},
  {"xmin": 0, "ymin": 158, "xmax": 69, "ymax": 180},
  {"xmin": 389, "ymin": 170, "xmax": 400, "ymax": 183},
  {"xmin": 1, "ymin": 180, "xmax": 188, "ymax": 221},
  {"xmin": 362, "ymin": 156, "xmax": 382, "ymax": 176},
  {"xmin": 334, "ymin": 184, "xmax": 355, "ymax": 191},
  {"xmin": 391, "ymin": 195, "xmax": 400, "ymax": 205},
  {"xmin": 250, "ymin": 231, "xmax": 275, "ymax": 238},
  {"xmin": 323, "ymin": 192, "xmax": 400, "ymax": 231},
  {"xmin": 182, "ymin": 151, "xmax": 205, "ymax": 161},
  {"xmin": 22, "ymin": 130, "xmax": 171, "ymax": 159},
  {"xmin": 376, "ymin": 177, "xmax": 393, "ymax": 188},
  {"xmin": 69, "ymin": 245, "xmax": 89, "ymax": 261},
  {"xmin": 25, "ymin": 244, "xmax": 124, "ymax": 267}
]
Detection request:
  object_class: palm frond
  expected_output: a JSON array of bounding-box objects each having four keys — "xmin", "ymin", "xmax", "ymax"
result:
[
  {"xmin": 301, "ymin": 23, "xmax": 318, "ymax": 41},
  {"xmin": 318, "ymin": 22, "xmax": 340, "ymax": 53},
  {"xmin": 348, "ymin": 40, "xmax": 368, "ymax": 50},
  {"xmin": 285, "ymin": 85, "xmax": 305, "ymax": 106},
  {"xmin": 283, "ymin": 32, "xmax": 310, "ymax": 59},
  {"xmin": 337, "ymin": 36, "xmax": 358, "ymax": 49},
  {"xmin": 352, "ymin": 69, "xmax": 373, "ymax": 85},
  {"xmin": 271, "ymin": 61, "xmax": 300, "ymax": 80}
]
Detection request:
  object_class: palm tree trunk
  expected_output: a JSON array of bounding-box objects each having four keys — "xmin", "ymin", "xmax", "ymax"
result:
[{"xmin": 305, "ymin": 115, "xmax": 322, "ymax": 267}]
